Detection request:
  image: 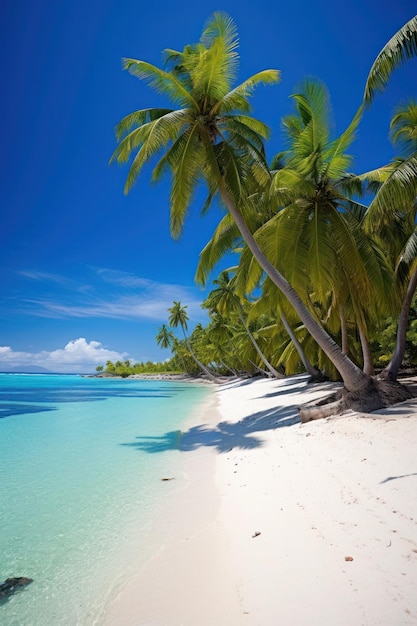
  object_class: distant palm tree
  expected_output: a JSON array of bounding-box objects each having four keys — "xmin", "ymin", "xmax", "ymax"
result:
[
  {"xmin": 203, "ymin": 270, "xmax": 283, "ymax": 378},
  {"xmin": 168, "ymin": 301, "xmax": 220, "ymax": 382},
  {"xmin": 156, "ymin": 324, "xmax": 175, "ymax": 350}
]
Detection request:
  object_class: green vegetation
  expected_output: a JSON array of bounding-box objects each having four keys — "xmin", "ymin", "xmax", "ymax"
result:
[
  {"xmin": 97, "ymin": 359, "xmax": 181, "ymax": 378},
  {"xmin": 108, "ymin": 13, "xmax": 417, "ymax": 416}
]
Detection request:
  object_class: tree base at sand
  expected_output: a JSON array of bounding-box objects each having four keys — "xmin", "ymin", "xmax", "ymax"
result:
[{"xmin": 298, "ymin": 377, "xmax": 412, "ymax": 422}]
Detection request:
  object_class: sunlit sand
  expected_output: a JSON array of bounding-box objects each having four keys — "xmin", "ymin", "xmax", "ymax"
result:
[{"xmin": 104, "ymin": 375, "xmax": 417, "ymax": 625}]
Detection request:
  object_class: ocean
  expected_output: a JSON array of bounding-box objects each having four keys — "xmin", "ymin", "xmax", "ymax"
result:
[{"xmin": 0, "ymin": 374, "xmax": 210, "ymax": 625}]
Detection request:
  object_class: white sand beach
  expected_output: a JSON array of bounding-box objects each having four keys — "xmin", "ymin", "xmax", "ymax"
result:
[{"xmin": 104, "ymin": 375, "xmax": 417, "ymax": 625}]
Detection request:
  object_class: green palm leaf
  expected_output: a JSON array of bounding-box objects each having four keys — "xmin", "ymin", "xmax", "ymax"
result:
[
  {"xmin": 366, "ymin": 156, "xmax": 417, "ymax": 222},
  {"xmin": 114, "ymin": 108, "xmax": 173, "ymax": 141},
  {"xmin": 214, "ymin": 70, "xmax": 280, "ymax": 114},
  {"xmin": 123, "ymin": 59, "xmax": 198, "ymax": 108},
  {"xmin": 169, "ymin": 126, "xmax": 203, "ymax": 237},
  {"xmin": 364, "ymin": 15, "xmax": 417, "ymax": 104}
]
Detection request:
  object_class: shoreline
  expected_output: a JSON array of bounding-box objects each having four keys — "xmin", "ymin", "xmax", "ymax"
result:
[
  {"xmin": 103, "ymin": 385, "xmax": 246, "ymax": 625},
  {"xmin": 104, "ymin": 374, "xmax": 417, "ymax": 625}
]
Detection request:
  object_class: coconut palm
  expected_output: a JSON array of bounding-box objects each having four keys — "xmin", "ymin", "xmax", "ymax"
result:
[
  {"xmin": 363, "ymin": 101, "xmax": 417, "ymax": 380},
  {"xmin": 203, "ymin": 270, "xmax": 283, "ymax": 378},
  {"xmin": 364, "ymin": 15, "xmax": 417, "ymax": 104},
  {"xmin": 112, "ymin": 12, "xmax": 410, "ymax": 416},
  {"xmin": 167, "ymin": 301, "xmax": 220, "ymax": 381},
  {"xmin": 156, "ymin": 324, "xmax": 175, "ymax": 350},
  {"xmin": 205, "ymin": 313, "xmax": 245, "ymax": 375}
]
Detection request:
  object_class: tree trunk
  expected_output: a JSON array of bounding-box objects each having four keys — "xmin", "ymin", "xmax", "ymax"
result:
[
  {"xmin": 381, "ymin": 264, "xmax": 417, "ymax": 381},
  {"xmin": 221, "ymin": 189, "xmax": 371, "ymax": 393},
  {"xmin": 280, "ymin": 313, "xmax": 324, "ymax": 380},
  {"xmin": 340, "ymin": 313, "xmax": 349, "ymax": 355},
  {"xmin": 238, "ymin": 307, "xmax": 284, "ymax": 378},
  {"xmin": 358, "ymin": 325, "xmax": 375, "ymax": 376},
  {"xmin": 181, "ymin": 325, "xmax": 223, "ymax": 383}
]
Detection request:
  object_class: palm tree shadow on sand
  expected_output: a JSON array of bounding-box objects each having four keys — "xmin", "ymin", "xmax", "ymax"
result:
[{"xmin": 121, "ymin": 404, "xmax": 300, "ymax": 454}]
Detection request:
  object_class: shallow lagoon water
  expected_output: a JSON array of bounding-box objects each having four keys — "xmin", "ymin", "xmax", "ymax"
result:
[{"xmin": 0, "ymin": 374, "xmax": 210, "ymax": 625}]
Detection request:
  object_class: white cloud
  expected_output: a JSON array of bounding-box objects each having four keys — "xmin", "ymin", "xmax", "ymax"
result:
[{"xmin": 0, "ymin": 339, "xmax": 129, "ymax": 373}]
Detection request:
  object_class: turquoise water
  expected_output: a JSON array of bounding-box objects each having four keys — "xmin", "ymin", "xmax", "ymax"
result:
[{"xmin": 0, "ymin": 374, "xmax": 210, "ymax": 625}]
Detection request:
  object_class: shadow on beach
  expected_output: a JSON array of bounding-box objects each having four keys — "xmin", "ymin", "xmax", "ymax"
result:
[
  {"xmin": 122, "ymin": 403, "xmax": 300, "ymax": 454},
  {"xmin": 122, "ymin": 375, "xmax": 350, "ymax": 454}
]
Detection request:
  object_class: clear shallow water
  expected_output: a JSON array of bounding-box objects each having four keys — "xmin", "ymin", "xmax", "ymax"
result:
[{"xmin": 0, "ymin": 374, "xmax": 210, "ymax": 625}]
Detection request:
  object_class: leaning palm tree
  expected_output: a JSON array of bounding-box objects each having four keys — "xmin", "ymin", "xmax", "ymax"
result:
[
  {"xmin": 238, "ymin": 80, "xmax": 393, "ymax": 377},
  {"xmin": 203, "ymin": 270, "xmax": 283, "ymax": 378},
  {"xmin": 167, "ymin": 301, "xmax": 220, "ymax": 382},
  {"xmin": 364, "ymin": 15, "xmax": 417, "ymax": 104},
  {"xmin": 112, "ymin": 12, "xmax": 410, "ymax": 417}
]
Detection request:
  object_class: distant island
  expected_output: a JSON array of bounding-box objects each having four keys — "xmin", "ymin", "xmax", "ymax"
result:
[{"xmin": 0, "ymin": 365, "xmax": 52, "ymax": 374}]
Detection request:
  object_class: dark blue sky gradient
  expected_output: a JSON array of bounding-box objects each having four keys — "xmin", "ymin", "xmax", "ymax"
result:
[{"xmin": 1, "ymin": 0, "xmax": 416, "ymax": 371}]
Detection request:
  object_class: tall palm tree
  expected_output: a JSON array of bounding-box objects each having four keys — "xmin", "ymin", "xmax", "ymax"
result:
[
  {"xmin": 364, "ymin": 15, "xmax": 417, "ymax": 105},
  {"xmin": 362, "ymin": 13, "xmax": 417, "ymax": 380},
  {"xmin": 363, "ymin": 101, "xmax": 417, "ymax": 380},
  {"xmin": 112, "ymin": 12, "xmax": 410, "ymax": 415},
  {"xmin": 168, "ymin": 301, "xmax": 220, "ymax": 382},
  {"xmin": 234, "ymin": 80, "xmax": 392, "ymax": 373}
]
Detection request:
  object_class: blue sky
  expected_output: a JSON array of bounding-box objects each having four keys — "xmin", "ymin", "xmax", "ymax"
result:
[{"xmin": 2, "ymin": 0, "xmax": 416, "ymax": 372}]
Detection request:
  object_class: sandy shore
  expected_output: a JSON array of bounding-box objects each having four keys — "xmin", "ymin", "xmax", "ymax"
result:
[{"xmin": 104, "ymin": 375, "xmax": 417, "ymax": 625}]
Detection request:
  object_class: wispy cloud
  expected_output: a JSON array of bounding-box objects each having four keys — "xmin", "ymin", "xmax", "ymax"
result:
[
  {"xmin": 95, "ymin": 268, "xmax": 154, "ymax": 289},
  {"xmin": 18, "ymin": 270, "xmax": 74, "ymax": 286},
  {"xmin": 17, "ymin": 267, "xmax": 206, "ymax": 322}
]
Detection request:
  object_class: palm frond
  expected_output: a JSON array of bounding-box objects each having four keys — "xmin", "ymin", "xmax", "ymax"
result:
[
  {"xmin": 215, "ymin": 141, "xmax": 244, "ymax": 205},
  {"xmin": 358, "ymin": 162, "xmax": 397, "ymax": 195},
  {"xmin": 283, "ymin": 83, "xmax": 330, "ymax": 177},
  {"xmin": 119, "ymin": 111, "xmax": 188, "ymax": 191},
  {"xmin": 169, "ymin": 126, "xmax": 203, "ymax": 238},
  {"xmin": 364, "ymin": 15, "xmax": 417, "ymax": 104},
  {"xmin": 271, "ymin": 168, "xmax": 312, "ymax": 204},
  {"xmin": 188, "ymin": 12, "xmax": 240, "ymax": 103},
  {"xmin": 227, "ymin": 114, "xmax": 271, "ymax": 139},
  {"xmin": 195, "ymin": 213, "xmax": 240, "ymax": 285},
  {"xmin": 324, "ymin": 105, "xmax": 363, "ymax": 177},
  {"xmin": 113, "ymin": 108, "xmax": 173, "ymax": 141},
  {"xmin": 224, "ymin": 117, "xmax": 267, "ymax": 152},
  {"xmin": 122, "ymin": 58, "xmax": 199, "ymax": 108},
  {"xmin": 397, "ymin": 229, "xmax": 417, "ymax": 270},
  {"xmin": 390, "ymin": 99, "xmax": 417, "ymax": 157},
  {"xmin": 214, "ymin": 70, "xmax": 280, "ymax": 115},
  {"xmin": 366, "ymin": 155, "xmax": 417, "ymax": 224},
  {"xmin": 335, "ymin": 174, "xmax": 364, "ymax": 198}
]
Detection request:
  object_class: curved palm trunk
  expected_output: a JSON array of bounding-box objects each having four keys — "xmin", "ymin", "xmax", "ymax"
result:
[
  {"xmin": 248, "ymin": 359, "xmax": 270, "ymax": 377},
  {"xmin": 180, "ymin": 324, "xmax": 222, "ymax": 383},
  {"xmin": 358, "ymin": 325, "xmax": 375, "ymax": 376},
  {"xmin": 381, "ymin": 265, "xmax": 417, "ymax": 381},
  {"xmin": 280, "ymin": 313, "xmax": 322, "ymax": 379},
  {"xmin": 221, "ymin": 189, "xmax": 371, "ymax": 393},
  {"xmin": 340, "ymin": 313, "xmax": 349, "ymax": 355},
  {"xmin": 219, "ymin": 359, "xmax": 238, "ymax": 376},
  {"xmin": 237, "ymin": 307, "xmax": 284, "ymax": 379}
]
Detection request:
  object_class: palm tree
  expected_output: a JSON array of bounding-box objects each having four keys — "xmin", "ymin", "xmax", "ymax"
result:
[
  {"xmin": 156, "ymin": 324, "xmax": 175, "ymax": 350},
  {"xmin": 362, "ymin": 13, "xmax": 417, "ymax": 380},
  {"xmin": 168, "ymin": 301, "xmax": 220, "ymax": 382},
  {"xmin": 112, "ymin": 13, "xmax": 410, "ymax": 416},
  {"xmin": 364, "ymin": 15, "xmax": 417, "ymax": 105},
  {"xmin": 363, "ymin": 101, "xmax": 417, "ymax": 380},
  {"xmin": 203, "ymin": 270, "xmax": 283, "ymax": 378}
]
